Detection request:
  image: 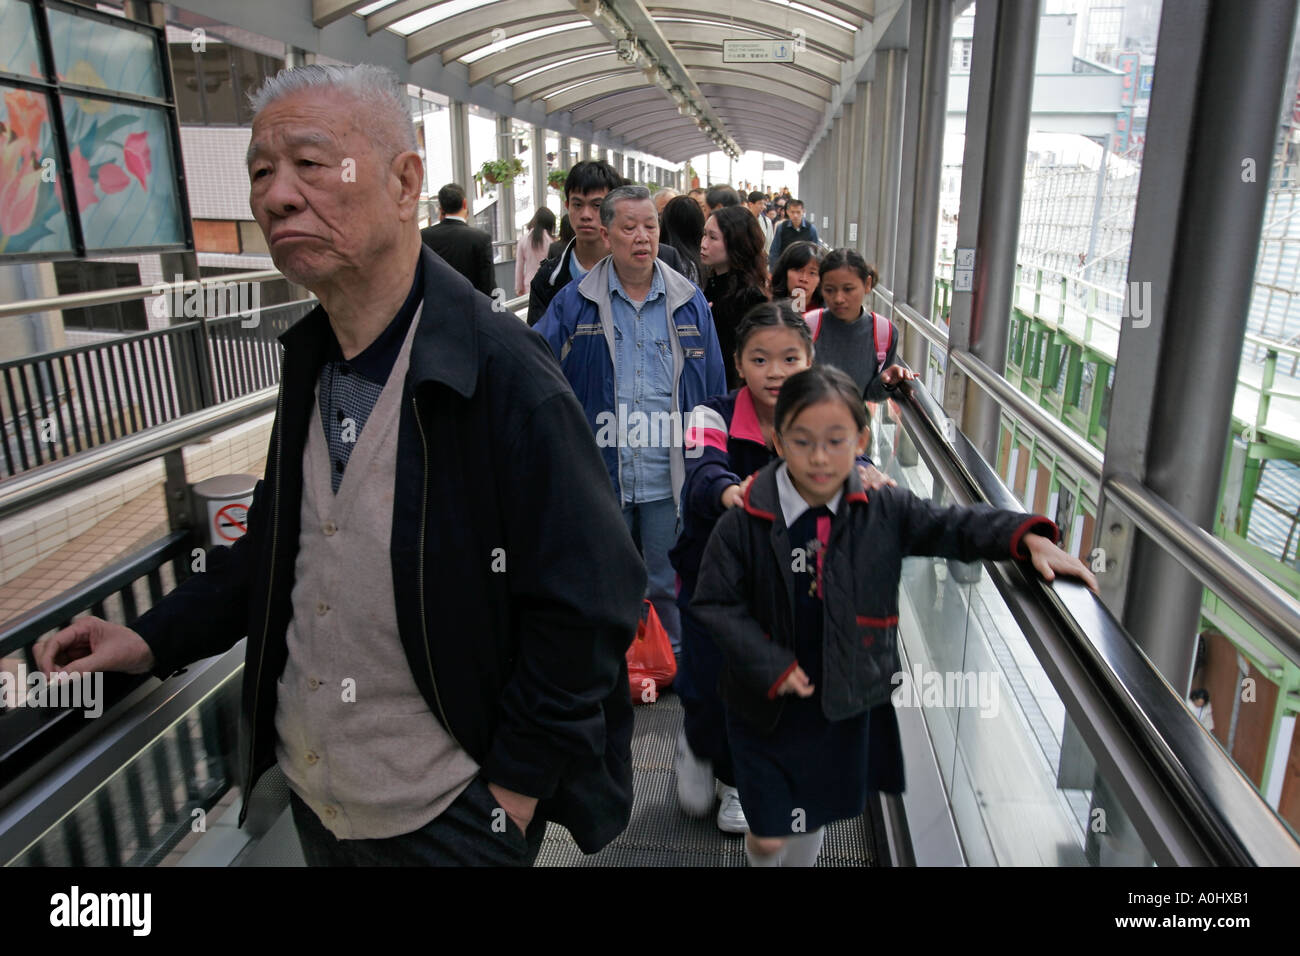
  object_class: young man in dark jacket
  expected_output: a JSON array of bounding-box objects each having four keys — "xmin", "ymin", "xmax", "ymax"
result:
[
  {"xmin": 527, "ymin": 160, "xmax": 690, "ymax": 324},
  {"xmin": 36, "ymin": 64, "xmax": 644, "ymax": 866}
]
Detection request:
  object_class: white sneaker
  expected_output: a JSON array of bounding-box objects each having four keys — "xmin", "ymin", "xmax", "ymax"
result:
[
  {"xmin": 715, "ymin": 783, "xmax": 749, "ymax": 834},
  {"xmin": 674, "ymin": 730, "xmax": 714, "ymax": 817}
]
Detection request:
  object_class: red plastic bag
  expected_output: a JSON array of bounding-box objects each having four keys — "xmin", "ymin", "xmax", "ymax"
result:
[{"xmin": 627, "ymin": 600, "xmax": 676, "ymax": 704}]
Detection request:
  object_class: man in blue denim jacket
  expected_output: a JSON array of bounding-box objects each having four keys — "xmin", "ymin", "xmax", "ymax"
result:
[{"xmin": 535, "ymin": 186, "xmax": 727, "ymax": 655}]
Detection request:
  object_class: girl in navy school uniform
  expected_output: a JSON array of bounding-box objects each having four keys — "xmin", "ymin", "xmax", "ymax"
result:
[
  {"xmin": 669, "ymin": 302, "xmax": 892, "ymax": 834},
  {"xmin": 805, "ymin": 248, "xmax": 918, "ymax": 400},
  {"xmin": 690, "ymin": 364, "xmax": 1098, "ymax": 867}
]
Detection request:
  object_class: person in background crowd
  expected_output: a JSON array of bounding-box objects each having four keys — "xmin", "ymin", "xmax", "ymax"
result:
[
  {"xmin": 1188, "ymin": 689, "xmax": 1215, "ymax": 732},
  {"xmin": 420, "ymin": 183, "xmax": 495, "ymax": 296},
  {"xmin": 527, "ymin": 161, "xmax": 689, "ymax": 324},
  {"xmin": 534, "ymin": 185, "xmax": 727, "ymax": 662},
  {"xmin": 515, "ymin": 207, "xmax": 556, "ymax": 296},
  {"xmin": 689, "ymin": 187, "xmax": 709, "ymax": 217},
  {"xmin": 38, "ymin": 63, "xmax": 645, "ymax": 867},
  {"xmin": 692, "ymin": 364, "xmax": 1096, "ymax": 866},
  {"xmin": 771, "ymin": 241, "xmax": 826, "ymax": 313},
  {"xmin": 654, "ymin": 187, "xmax": 679, "ymax": 215},
  {"xmin": 747, "ymin": 191, "xmax": 774, "ymax": 250},
  {"xmin": 807, "ymin": 248, "xmax": 915, "ymax": 400},
  {"xmin": 547, "ymin": 213, "xmax": 574, "ymax": 259},
  {"xmin": 660, "ymin": 194, "xmax": 706, "ymax": 286},
  {"xmin": 700, "ymin": 205, "xmax": 770, "ymax": 389},
  {"xmin": 768, "ymin": 198, "xmax": 819, "ymax": 260},
  {"xmin": 707, "ymin": 185, "xmax": 742, "ymax": 213}
]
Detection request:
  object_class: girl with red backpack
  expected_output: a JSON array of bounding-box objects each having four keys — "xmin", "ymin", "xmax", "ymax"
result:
[{"xmin": 804, "ymin": 248, "xmax": 918, "ymax": 399}]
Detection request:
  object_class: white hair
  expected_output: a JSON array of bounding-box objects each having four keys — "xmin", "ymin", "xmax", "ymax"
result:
[{"xmin": 248, "ymin": 63, "xmax": 418, "ymax": 160}]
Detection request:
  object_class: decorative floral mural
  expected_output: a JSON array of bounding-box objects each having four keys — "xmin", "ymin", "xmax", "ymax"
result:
[{"xmin": 0, "ymin": 1, "xmax": 186, "ymax": 259}]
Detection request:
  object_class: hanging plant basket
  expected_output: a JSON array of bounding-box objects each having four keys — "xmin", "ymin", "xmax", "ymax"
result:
[
  {"xmin": 548, "ymin": 168, "xmax": 569, "ymax": 190},
  {"xmin": 475, "ymin": 157, "xmax": 526, "ymax": 187}
]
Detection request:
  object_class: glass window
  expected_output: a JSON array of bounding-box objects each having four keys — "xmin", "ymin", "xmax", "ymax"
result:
[
  {"xmin": 60, "ymin": 96, "xmax": 185, "ymax": 250},
  {"xmin": 467, "ymin": 103, "xmax": 499, "ymax": 244},
  {"xmin": 233, "ymin": 47, "xmax": 283, "ymax": 125},
  {"xmin": 0, "ymin": 83, "xmax": 74, "ymax": 255},
  {"xmin": 168, "ymin": 44, "xmax": 203, "ymax": 123},
  {"xmin": 47, "ymin": 4, "xmax": 164, "ymax": 99},
  {"xmin": 0, "ymin": 0, "xmax": 45, "ymax": 79},
  {"xmin": 196, "ymin": 44, "xmax": 237, "ymax": 125},
  {"xmin": 512, "ymin": 118, "xmax": 535, "ymax": 236},
  {"xmin": 54, "ymin": 260, "xmax": 146, "ymax": 332},
  {"xmin": 410, "ymin": 86, "xmax": 452, "ymax": 228}
]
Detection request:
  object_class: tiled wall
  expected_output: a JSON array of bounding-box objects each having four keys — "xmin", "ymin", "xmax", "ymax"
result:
[
  {"xmin": 0, "ymin": 413, "xmax": 274, "ymax": 587},
  {"xmin": 180, "ymin": 127, "xmax": 255, "ymax": 221}
]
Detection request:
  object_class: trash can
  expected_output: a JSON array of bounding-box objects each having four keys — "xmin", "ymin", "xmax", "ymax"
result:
[{"xmin": 191, "ymin": 474, "xmax": 257, "ymax": 549}]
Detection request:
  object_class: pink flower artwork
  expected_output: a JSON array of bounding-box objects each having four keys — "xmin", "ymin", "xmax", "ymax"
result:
[
  {"xmin": 98, "ymin": 162, "xmax": 130, "ymax": 194},
  {"xmin": 69, "ymin": 146, "xmax": 98, "ymax": 213},
  {"xmin": 0, "ymin": 139, "xmax": 42, "ymax": 237},
  {"xmin": 123, "ymin": 131, "xmax": 151, "ymax": 190},
  {"xmin": 3, "ymin": 89, "xmax": 47, "ymax": 159}
]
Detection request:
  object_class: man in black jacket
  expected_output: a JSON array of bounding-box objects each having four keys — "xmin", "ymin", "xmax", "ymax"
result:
[
  {"xmin": 420, "ymin": 183, "xmax": 496, "ymax": 296},
  {"xmin": 36, "ymin": 64, "xmax": 644, "ymax": 866},
  {"xmin": 527, "ymin": 160, "xmax": 691, "ymax": 324}
]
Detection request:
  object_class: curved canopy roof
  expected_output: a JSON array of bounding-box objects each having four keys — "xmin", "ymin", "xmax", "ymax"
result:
[{"xmin": 313, "ymin": 0, "xmax": 876, "ymax": 163}]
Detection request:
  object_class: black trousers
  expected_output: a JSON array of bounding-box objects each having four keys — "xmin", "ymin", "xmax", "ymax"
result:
[{"xmin": 289, "ymin": 776, "xmax": 546, "ymax": 866}]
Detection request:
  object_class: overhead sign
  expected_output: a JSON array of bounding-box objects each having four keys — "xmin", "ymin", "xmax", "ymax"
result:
[
  {"xmin": 723, "ymin": 39, "xmax": 796, "ymax": 63},
  {"xmin": 763, "ymin": 159, "xmax": 784, "ymax": 170}
]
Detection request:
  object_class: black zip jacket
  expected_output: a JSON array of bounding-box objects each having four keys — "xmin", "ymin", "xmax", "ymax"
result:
[
  {"xmin": 691, "ymin": 459, "xmax": 1056, "ymax": 733},
  {"xmin": 129, "ymin": 247, "xmax": 646, "ymax": 854}
]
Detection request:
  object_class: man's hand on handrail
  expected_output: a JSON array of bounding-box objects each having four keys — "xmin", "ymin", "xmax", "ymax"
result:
[{"xmin": 35, "ymin": 617, "xmax": 155, "ymax": 676}]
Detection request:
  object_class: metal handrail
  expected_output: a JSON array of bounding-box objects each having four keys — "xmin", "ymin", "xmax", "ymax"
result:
[
  {"xmin": 893, "ymin": 300, "xmax": 1105, "ymax": 482},
  {"xmin": 892, "ymin": 294, "xmax": 1300, "ymax": 665},
  {"xmin": 0, "ymin": 387, "xmax": 276, "ymax": 522},
  {"xmin": 1105, "ymin": 472, "xmax": 1300, "ymax": 667},
  {"xmin": 0, "ymin": 270, "xmax": 285, "ymax": 320},
  {"xmin": 0, "ymin": 292, "xmax": 532, "ymax": 518},
  {"xmin": 893, "ymin": 377, "xmax": 1300, "ymax": 865}
]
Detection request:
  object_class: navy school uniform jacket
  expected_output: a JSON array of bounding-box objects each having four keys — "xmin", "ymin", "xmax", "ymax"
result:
[
  {"xmin": 669, "ymin": 386, "xmax": 874, "ymax": 606},
  {"xmin": 691, "ymin": 458, "xmax": 1057, "ymax": 736}
]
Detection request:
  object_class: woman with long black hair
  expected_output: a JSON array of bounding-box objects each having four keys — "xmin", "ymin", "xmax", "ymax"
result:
[
  {"xmin": 515, "ymin": 206, "xmax": 557, "ymax": 295},
  {"xmin": 700, "ymin": 205, "xmax": 769, "ymax": 389},
  {"xmin": 659, "ymin": 194, "xmax": 706, "ymax": 286},
  {"xmin": 770, "ymin": 240, "xmax": 826, "ymax": 313}
]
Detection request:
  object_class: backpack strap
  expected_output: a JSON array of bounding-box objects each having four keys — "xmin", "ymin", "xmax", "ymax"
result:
[{"xmin": 871, "ymin": 312, "xmax": 893, "ymax": 371}]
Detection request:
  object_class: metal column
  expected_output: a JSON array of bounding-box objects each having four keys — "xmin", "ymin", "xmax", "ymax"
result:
[
  {"xmin": 449, "ymin": 100, "xmax": 470, "ymax": 191},
  {"xmin": 873, "ymin": 49, "xmax": 908, "ymax": 304},
  {"xmin": 901, "ymin": 0, "xmax": 953, "ymax": 372},
  {"xmin": 496, "ymin": 114, "xmax": 515, "ymax": 248},
  {"xmin": 1098, "ymin": 0, "xmax": 1299, "ymax": 686},
  {"xmin": 531, "ymin": 126, "xmax": 546, "ymax": 216},
  {"xmin": 834, "ymin": 113, "xmax": 852, "ymax": 247},
  {"xmin": 950, "ymin": 0, "xmax": 1039, "ymax": 463},
  {"xmin": 847, "ymin": 83, "xmax": 869, "ymax": 257}
]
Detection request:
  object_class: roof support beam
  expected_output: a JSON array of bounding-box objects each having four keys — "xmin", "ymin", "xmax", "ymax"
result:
[
  {"xmin": 467, "ymin": 32, "xmax": 605, "ymax": 84},
  {"xmin": 570, "ymin": 0, "xmax": 738, "ymax": 156},
  {"xmin": 407, "ymin": 0, "xmax": 576, "ymax": 63},
  {"xmin": 311, "ymin": 0, "xmax": 369, "ymax": 28}
]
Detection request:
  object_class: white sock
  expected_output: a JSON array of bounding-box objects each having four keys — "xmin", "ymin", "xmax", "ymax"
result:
[{"xmin": 780, "ymin": 827, "xmax": 825, "ymax": 867}]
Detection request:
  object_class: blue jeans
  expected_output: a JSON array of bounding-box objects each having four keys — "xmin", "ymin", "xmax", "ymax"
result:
[{"xmin": 622, "ymin": 497, "xmax": 682, "ymax": 655}]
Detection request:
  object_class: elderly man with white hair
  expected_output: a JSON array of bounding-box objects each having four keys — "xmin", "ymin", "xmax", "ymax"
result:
[
  {"xmin": 36, "ymin": 64, "xmax": 646, "ymax": 867},
  {"xmin": 533, "ymin": 186, "xmax": 727, "ymax": 670}
]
